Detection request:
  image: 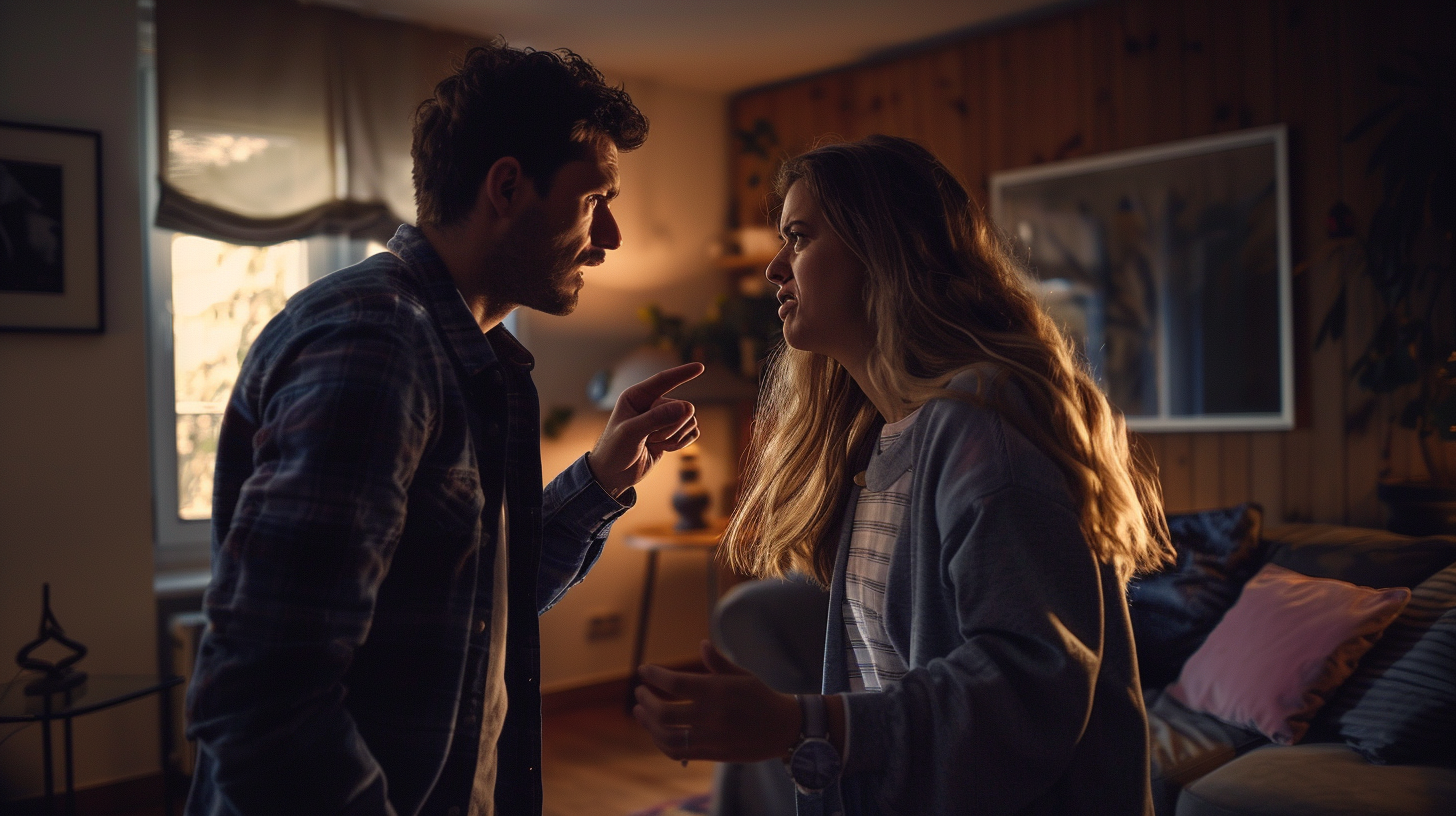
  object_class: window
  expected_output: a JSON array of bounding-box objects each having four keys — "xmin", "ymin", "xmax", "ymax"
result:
[
  {"xmin": 142, "ymin": 19, "xmax": 383, "ymax": 566},
  {"xmin": 990, "ymin": 127, "xmax": 1294, "ymax": 432}
]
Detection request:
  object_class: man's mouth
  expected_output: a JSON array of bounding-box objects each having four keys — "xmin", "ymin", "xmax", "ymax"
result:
[{"xmin": 579, "ymin": 251, "xmax": 607, "ymax": 267}]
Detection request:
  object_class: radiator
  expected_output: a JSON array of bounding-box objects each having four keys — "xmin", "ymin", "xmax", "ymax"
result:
[{"xmin": 168, "ymin": 610, "xmax": 208, "ymax": 776}]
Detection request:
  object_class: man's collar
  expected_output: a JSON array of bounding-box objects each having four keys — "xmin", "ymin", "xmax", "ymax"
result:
[{"xmin": 387, "ymin": 224, "xmax": 534, "ymax": 376}]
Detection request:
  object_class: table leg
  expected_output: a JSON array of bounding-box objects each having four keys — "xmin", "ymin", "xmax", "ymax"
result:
[
  {"xmin": 41, "ymin": 694, "xmax": 54, "ymax": 816},
  {"xmin": 63, "ymin": 715, "xmax": 76, "ymax": 816},
  {"xmin": 624, "ymin": 549, "xmax": 660, "ymax": 714},
  {"xmin": 705, "ymin": 550, "xmax": 719, "ymax": 620},
  {"xmin": 161, "ymin": 682, "xmax": 177, "ymax": 816}
]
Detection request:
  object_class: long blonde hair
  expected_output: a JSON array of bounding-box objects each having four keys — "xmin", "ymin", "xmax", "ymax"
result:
[{"xmin": 722, "ymin": 136, "xmax": 1173, "ymax": 584}]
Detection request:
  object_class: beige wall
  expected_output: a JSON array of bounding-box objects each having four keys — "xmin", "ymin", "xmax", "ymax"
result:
[
  {"xmin": 0, "ymin": 0, "xmax": 161, "ymax": 800},
  {"xmin": 0, "ymin": 8, "xmax": 733, "ymax": 797},
  {"xmin": 523, "ymin": 77, "xmax": 735, "ymax": 689}
]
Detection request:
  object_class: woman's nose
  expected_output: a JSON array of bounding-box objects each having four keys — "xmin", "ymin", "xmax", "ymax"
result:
[{"xmin": 765, "ymin": 243, "xmax": 791, "ymax": 285}]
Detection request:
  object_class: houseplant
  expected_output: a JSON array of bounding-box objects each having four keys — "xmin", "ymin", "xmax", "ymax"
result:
[{"xmin": 1318, "ymin": 52, "xmax": 1455, "ymax": 531}]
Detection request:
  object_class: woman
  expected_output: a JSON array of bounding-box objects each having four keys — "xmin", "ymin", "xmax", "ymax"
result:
[{"xmin": 634, "ymin": 135, "xmax": 1173, "ymax": 815}]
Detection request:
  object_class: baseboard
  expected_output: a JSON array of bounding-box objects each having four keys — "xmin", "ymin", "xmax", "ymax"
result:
[
  {"xmin": 541, "ymin": 656, "xmax": 703, "ymax": 716},
  {"xmin": 2, "ymin": 772, "xmax": 171, "ymax": 815}
]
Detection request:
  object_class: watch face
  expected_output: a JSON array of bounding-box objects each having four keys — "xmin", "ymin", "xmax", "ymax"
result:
[{"xmin": 789, "ymin": 738, "xmax": 841, "ymax": 792}]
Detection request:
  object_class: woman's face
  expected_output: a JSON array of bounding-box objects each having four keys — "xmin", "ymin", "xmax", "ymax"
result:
[{"xmin": 766, "ymin": 182, "xmax": 873, "ymax": 365}]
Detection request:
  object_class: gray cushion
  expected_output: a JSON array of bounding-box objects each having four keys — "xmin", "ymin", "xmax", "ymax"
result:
[
  {"xmin": 1175, "ymin": 743, "xmax": 1456, "ymax": 816},
  {"xmin": 1147, "ymin": 690, "xmax": 1266, "ymax": 816}
]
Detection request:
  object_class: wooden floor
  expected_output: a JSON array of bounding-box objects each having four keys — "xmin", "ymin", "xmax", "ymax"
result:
[
  {"xmin": 80, "ymin": 701, "xmax": 713, "ymax": 816},
  {"xmin": 543, "ymin": 702, "xmax": 716, "ymax": 816}
]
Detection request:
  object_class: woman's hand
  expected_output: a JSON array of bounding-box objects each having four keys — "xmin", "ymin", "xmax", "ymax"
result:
[{"xmin": 633, "ymin": 640, "xmax": 802, "ymax": 763}]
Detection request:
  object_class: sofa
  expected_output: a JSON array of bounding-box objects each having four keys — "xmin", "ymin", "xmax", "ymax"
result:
[
  {"xmin": 709, "ymin": 511, "xmax": 1456, "ymax": 816},
  {"xmin": 1132, "ymin": 510, "xmax": 1456, "ymax": 815}
]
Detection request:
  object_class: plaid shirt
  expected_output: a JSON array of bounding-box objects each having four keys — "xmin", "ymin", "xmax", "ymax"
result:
[{"xmin": 186, "ymin": 225, "xmax": 631, "ymax": 816}]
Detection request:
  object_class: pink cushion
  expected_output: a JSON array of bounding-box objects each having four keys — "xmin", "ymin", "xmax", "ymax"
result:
[{"xmin": 1166, "ymin": 563, "xmax": 1410, "ymax": 744}]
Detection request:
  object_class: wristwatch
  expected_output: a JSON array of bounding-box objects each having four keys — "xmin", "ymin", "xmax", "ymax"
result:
[{"xmin": 784, "ymin": 694, "xmax": 842, "ymax": 794}]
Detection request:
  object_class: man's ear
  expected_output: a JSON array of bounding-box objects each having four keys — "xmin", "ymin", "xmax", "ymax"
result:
[{"xmin": 480, "ymin": 156, "xmax": 527, "ymax": 217}]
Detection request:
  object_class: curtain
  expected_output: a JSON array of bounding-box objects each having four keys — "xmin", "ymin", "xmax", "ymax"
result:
[{"xmin": 156, "ymin": 0, "xmax": 486, "ymax": 244}]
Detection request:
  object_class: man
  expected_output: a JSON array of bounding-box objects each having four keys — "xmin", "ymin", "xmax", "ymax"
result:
[{"xmin": 186, "ymin": 43, "xmax": 701, "ymax": 816}]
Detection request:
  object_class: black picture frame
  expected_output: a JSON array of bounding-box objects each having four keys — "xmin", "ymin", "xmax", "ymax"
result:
[{"xmin": 0, "ymin": 119, "xmax": 104, "ymax": 333}]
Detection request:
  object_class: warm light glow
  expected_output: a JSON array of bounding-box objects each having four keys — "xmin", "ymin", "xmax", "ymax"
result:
[{"xmin": 171, "ymin": 234, "xmax": 309, "ymax": 519}]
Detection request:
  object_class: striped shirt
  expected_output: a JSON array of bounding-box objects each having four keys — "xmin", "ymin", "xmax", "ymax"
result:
[{"xmin": 844, "ymin": 408, "xmax": 921, "ymax": 691}]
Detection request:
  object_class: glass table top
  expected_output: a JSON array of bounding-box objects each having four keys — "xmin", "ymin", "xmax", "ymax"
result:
[{"xmin": 0, "ymin": 674, "xmax": 182, "ymax": 722}]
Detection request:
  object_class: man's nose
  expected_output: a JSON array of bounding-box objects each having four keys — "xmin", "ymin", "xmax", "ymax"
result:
[{"xmin": 591, "ymin": 205, "xmax": 622, "ymax": 250}]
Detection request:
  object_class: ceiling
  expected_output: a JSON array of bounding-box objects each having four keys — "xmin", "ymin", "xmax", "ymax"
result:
[{"xmin": 310, "ymin": 0, "xmax": 1067, "ymax": 93}]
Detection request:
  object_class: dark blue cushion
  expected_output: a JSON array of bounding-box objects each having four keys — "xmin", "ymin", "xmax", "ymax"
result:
[
  {"xmin": 1336, "ymin": 563, "xmax": 1456, "ymax": 764},
  {"xmin": 1129, "ymin": 504, "xmax": 1265, "ymax": 688}
]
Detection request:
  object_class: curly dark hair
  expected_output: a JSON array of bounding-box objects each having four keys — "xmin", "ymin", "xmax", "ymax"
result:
[{"xmin": 411, "ymin": 40, "xmax": 648, "ymax": 227}]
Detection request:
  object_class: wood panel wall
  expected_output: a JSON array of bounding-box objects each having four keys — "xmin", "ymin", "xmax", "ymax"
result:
[{"xmin": 728, "ymin": 0, "xmax": 1454, "ymax": 525}]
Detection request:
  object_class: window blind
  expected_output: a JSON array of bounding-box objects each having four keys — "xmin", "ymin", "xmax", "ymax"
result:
[{"xmin": 156, "ymin": 0, "xmax": 485, "ymax": 244}]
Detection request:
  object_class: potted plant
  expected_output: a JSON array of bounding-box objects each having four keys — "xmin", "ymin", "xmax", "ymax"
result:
[{"xmin": 1319, "ymin": 52, "xmax": 1456, "ymax": 533}]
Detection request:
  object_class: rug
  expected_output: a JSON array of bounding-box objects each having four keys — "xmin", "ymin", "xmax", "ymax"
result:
[{"xmin": 628, "ymin": 792, "xmax": 711, "ymax": 816}]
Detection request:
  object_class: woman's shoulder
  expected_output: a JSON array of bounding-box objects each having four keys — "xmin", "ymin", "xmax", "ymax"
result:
[{"xmin": 918, "ymin": 363, "xmax": 1073, "ymax": 507}]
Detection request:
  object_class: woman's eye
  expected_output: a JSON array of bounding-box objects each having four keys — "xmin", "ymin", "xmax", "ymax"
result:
[{"xmin": 784, "ymin": 231, "xmax": 805, "ymax": 249}]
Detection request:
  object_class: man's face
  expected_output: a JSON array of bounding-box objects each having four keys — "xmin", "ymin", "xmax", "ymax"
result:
[{"xmin": 494, "ymin": 138, "xmax": 621, "ymax": 316}]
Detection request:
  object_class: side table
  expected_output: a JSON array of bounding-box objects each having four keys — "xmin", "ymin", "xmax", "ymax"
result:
[
  {"xmin": 622, "ymin": 521, "xmax": 728, "ymax": 713},
  {"xmin": 0, "ymin": 674, "xmax": 183, "ymax": 816}
]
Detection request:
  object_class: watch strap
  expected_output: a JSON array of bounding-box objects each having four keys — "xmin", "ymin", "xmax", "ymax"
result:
[{"xmin": 796, "ymin": 694, "xmax": 828, "ymax": 740}]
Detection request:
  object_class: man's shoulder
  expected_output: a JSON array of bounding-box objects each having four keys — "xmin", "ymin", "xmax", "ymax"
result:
[
  {"xmin": 286, "ymin": 251, "xmax": 429, "ymax": 324},
  {"xmin": 245, "ymin": 251, "xmax": 442, "ymax": 372}
]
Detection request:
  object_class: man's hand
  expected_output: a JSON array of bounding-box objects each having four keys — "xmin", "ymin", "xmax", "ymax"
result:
[
  {"xmin": 588, "ymin": 362, "xmax": 704, "ymax": 497},
  {"xmin": 633, "ymin": 641, "xmax": 802, "ymax": 764}
]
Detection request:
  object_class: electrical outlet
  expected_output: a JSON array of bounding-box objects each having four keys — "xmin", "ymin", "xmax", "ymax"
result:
[{"xmin": 586, "ymin": 611, "xmax": 624, "ymax": 641}]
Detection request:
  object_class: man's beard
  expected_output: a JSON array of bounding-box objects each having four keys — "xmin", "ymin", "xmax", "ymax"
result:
[{"xmin": 489, "ymin": 203, "xmax": 595, "ymax": 317}]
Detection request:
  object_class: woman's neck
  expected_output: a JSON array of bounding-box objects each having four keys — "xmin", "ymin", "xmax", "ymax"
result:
[{"xmin": 840, "ymin": 355, "xmax": 910, "ymax": 424}]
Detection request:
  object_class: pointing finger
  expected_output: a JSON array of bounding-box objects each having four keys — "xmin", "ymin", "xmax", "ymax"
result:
[{"xmin": 620, "ymin": 363, "xmax": 704, "ymax": 413}]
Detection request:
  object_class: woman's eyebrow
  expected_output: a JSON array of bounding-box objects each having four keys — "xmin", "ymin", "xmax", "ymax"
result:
[{"xmin": 779, "ymin": 218, "xmax": 808, "ymax": 235}]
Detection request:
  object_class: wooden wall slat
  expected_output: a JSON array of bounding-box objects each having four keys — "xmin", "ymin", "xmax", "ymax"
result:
[
  {"xmin": 1277, "ymin": 0, "xmax": 1349, "ymax": 524},
  {"xmin": 1112, "ymin": 0, "xmax": 1187, "ymax": 149},
  {"xmin": 960, "ymin": 38, "xmax": 994, "ymax": 201},
  {"xmin": 1250, "ymin": 431, "xmax": 1285, "ymax": 520},
  {"xmin": 1192, "ymin": 433, "xmax": 1223, "ymax": 509},
  {"xmin": 1161, "ymin": 434, "xmax": 1196, "ymax": 512},
  {"xmin": 907, "ymin": 48, "xmax": 974, "ymax": 188},
  {"xmin": 725, "ymin": 0, "xmax": 1449, "ymax": 524},
  {"xmin": 1219, "ymin": 434, "xmax": 1253, "ymax": 508}
]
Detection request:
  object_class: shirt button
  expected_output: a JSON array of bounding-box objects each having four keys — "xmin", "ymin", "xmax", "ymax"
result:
[
  {"xmin": 475, "ymin": 619, "xmax": 487, "ymax": 635},
  {"xmin": 487, "ymin": 422, "xmax": 502, "ymax": 438}
]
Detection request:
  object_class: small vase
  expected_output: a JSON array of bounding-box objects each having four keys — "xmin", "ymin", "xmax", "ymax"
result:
[{"xmin": 671, "ymin": 452, "xmax": 711, "ymax": 532}]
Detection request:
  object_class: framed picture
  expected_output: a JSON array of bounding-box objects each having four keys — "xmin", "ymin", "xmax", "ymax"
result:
[
  {"xmin": 991, "ymin": 125, "xmax": 1293, "ymax": 432},
  {"xmin": 0, "ymin": 120, "xmax": 103, "ymax": 332}
]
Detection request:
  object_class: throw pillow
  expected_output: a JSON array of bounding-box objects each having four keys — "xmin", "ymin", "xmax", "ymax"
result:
[
  {"xmin": 1127, "ymin": 503, "xmax": 1264, "ymax": 688},
  {"xmin": 1166, "ymin": 563, "xmax": 1410, "ymax": 745},
  {"xmin": 1335, "ymin": 562, "xmax": 1456, "ymax": 763}
]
